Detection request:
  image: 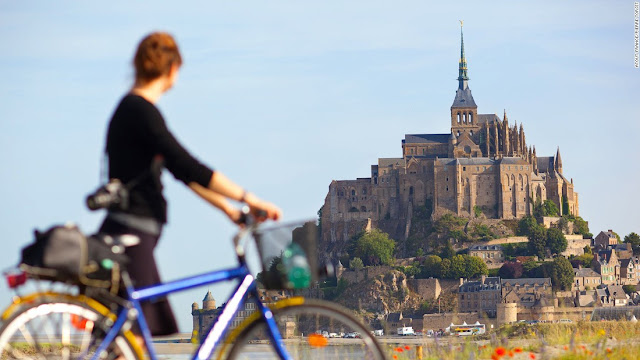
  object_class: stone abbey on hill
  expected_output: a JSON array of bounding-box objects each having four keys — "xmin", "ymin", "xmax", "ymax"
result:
[{"xmin": 319, "ymin": 27, "xmax": 579, "ymax": 254}]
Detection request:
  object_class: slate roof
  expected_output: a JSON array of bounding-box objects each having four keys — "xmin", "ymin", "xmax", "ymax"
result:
[
  {"xmin": 501, "ymin": 278, "xmax": 551, "ymax": 287},
  {"xmin": 574, "ymin": 268, "xmax": 600, "ymax": 278},
  {"xmin": 387, "ymin": 312, "xmax": 402, "ymax": 322},
  {"xmin": 459, "ymin": 277, "xmax": 501, "ymax": 292},
  {"xmin": 403, "ymin": 134, "xmax": 451, "ymax": 144},
  {"xmin": 203, "ymin": 291, "xmax": 215, "ymax": 302},
  {"xmin": 498, "ymin": 157, "xmax": 529, "ymax": 165},
  {"xmin": 607, "ymin": 285, "xmax": 627, "ymax": 300},
  {"xmin": 477, "ymin": 113, "xmax": 501, "ymax": 125},
  {"xmin": 378, "ymin": 158, "xmax": 404, "ymax": 167},
  {"xmin": 451, "ymin": 88, "xmax": 477, "ymax": 108},
  {"xmin": 536, "ymin": 157, "xmax": 554, "ymax": 173},
  {"xmin": 456, "ymin": 158, "xmax": 496, "ymax": 166},
  {"xmin": 469, "ymin": 244, "xmax": 503, "ymax": 251}
]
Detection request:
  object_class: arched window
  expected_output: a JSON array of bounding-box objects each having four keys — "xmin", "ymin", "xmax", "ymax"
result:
[
  {"xmin": 457, "ymin": 131, "xmax": 461, "ymax": 137},
  {"xmin": 360, "ymin": 206, "xmax": 367, "ymax": 212},
  {"xmin": 351, "ymin": 189, "xmax": 356, "ymax": 196},
  {"xmin": 469, "ymin": 112, "xmax": 473, "ymax": 124},
  {"xmin": 362, "ymin": 188, "xmax": 367, "ymax": 195},
  {"xmin": 469, "ymin": 130, "xmax": 474, "ymax": 136},
  {"xmin": 457, "ymin": 112, "xmax": 461, "ymax": 123},
  {"xmin": 409, "ymin": 186, "xmax": 414, "ymax": 195},
  {"xmin": 463, "ymin": 113, "xmax": 467, "ymax": 124}
]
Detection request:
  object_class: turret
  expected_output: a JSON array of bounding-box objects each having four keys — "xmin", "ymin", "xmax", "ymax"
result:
[{"xmin": 203, "ymin": 290, "xmax": 216, "ymax": 310}]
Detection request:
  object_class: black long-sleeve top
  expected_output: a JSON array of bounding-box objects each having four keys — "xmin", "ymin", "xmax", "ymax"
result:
[{"xmin": 106, "ymin": 94, "xmax": 214, "ymax": 223}]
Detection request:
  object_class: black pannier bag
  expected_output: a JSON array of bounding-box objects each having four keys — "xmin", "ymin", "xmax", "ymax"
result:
[{"xmin": 20, "ymin": 224, "xmax": 129, "ymax": 293}]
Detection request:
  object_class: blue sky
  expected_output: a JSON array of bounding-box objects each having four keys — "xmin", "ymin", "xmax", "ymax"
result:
[{"xmin": 0, "ymin": 1, "xmax": 637, "ymax": 332}]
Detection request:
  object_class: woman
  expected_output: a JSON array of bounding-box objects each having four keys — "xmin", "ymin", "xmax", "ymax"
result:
[{"xmin": 99, "ymin": 32, "xmax": 281, "ymax": 336}]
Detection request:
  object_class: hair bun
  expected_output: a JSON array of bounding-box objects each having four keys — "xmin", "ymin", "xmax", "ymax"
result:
[{"xmin": 133, "ymin": 32, "xmax": 182, "ymax": 83}]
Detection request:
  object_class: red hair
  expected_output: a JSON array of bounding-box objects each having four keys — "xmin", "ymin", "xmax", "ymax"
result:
[{"xmin": 133, "ymin": 32, "xmax": 183, "ymax": 83}]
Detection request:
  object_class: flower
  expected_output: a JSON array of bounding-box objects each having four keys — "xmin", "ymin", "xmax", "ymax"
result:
[
  {"xmin": 395, "ymin": 347, "xmax": 404, "ymax": 353},
  {"xmin": 404, "ymin": 345, "xmax": 410, "ymax": 350},
  {"xmin": 393, "ymin": 355, "xmax": 398, "ymax": 359},
  {"xmin": 606, "ymin": 348, "xmax": 612, "ymax": 353},
  {"xmin": 529, "ymin": 353, "xmax": 536, "ymax": 359},
  {"xmin": 495, "ymin": 346, "xmax": 507, "ymax": 357},
  {"xmin": 508, "ymin": 350, "xmax": 514, "ymax": 357},
  {"xmin": 513, "ymin": 347, "xmax": 523, "ymax": 353},
  {"xmin": 598, "ymin": 329, "xmax": 606, "ymax": 337}
]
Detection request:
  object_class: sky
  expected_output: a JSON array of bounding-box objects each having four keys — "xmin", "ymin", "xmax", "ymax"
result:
[{"xmin": 0, "ymin": 1, "xmax": 638, "ymax": 332}]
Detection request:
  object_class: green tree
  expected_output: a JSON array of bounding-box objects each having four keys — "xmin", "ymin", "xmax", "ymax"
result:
[
  {"xmin": 349, "ymin": 257, "xmax": 364, "ymax": 270},
  {"xmin": 354, "ymin": 229, "xmax": 396, "ymax": 266},
  {"xmin": 464, "ymin": 255, "xmax": 488, "ymax": 278},
  {"xmin": 583, "ymin": 245, "xmax": 592, "ymax": 255},
  {"xmin": 527, "ymin": 225, "xmax": 548, "ymax": 259},
  {"xmin": 439, "ymin": 242, "xmax": 456, "ymax": 259},
  {"xmin": 548, "ymin": 256, "xmax": 574, "ymax": 291},
  {"xmin": 547, "ymin": 227, "xmax": 568, "ymax": 255},
  {"xmin": 562, "ymin": 196, "xmax": 570, "ymax": 216},
  {"xmin": 517, "ymin": 216, "xmax": 539, "ymax": 237},
  {"xmin": 543, "ymin": 200, "xmax": 559, "ymax": 216},
  {"xmin": 573, "ymin": 216, "xmax": 591, "ymax": 238},
  {"xmin": 533, "ymin": 198, "xmax": 544, "ymax": 219},
  {"xmin": 422, "ymin": 255, "xmax": 443, "ymax": 278},
  {"xmin": 447, "ymin": 255, "xmax": 467, "ymax": 279},
  {"xmin": 440, "ymin": 258, "xmax": 452, "ymax": 279},
  {"xmin": 624, "ymin": 232, "xmax": 640, "ymax": 253}
]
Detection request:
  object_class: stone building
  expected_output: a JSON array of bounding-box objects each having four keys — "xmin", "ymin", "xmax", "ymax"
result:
[
  {"xmin": 191, "ymin": 289, "xmax": 290, "ymax": 341},
  {"xmin": 501, "ymin": 278, "xmax": 553, "ymax": 309},
  {"xmin": 458, "ymin": 276, "xmax": 501, "ymax": 317},
  {"xmin": 620, "ymin": 257, "xmax": 640, "ymax": 285},
  {"xmin": 319, "ymin": 26, "xmax": 579, "ymax": 258},
  {"xmin": 468, "ymin": 244, "xmax": 504, "ymax": 268},
  {"xmin": 595, "ymin": 230, "xmax": 618, "ymax": 250},
  {"xmin": 592, "ymin": 250, "xmax": 620, "ymax": 285},
  {"xmin": 572, "ymin": 267, "xmax": 602, "ymax": 291}
]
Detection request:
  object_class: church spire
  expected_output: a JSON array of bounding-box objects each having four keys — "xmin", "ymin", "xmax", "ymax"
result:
[
  {"xmin": 555, "ymin": 147, "xmax": 563, "ymax": 175},
  {"xmin": 458, "ymin": 20, "xmax": 469, "ymax": 90}
]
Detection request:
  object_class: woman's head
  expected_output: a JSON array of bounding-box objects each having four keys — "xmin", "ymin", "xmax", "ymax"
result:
[{"xmin": 133, "ymin": 32, "xmax": 182, "ymax": 84}]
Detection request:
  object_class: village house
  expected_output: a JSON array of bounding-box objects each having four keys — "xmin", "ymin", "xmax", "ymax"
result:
[
  {"xmin": 592, "ymin": 249, "xmax": 620, "ymax": 285},
  {"xmin": 468, "ymin": 244, "xmax": 504, "ymax": 268},
  {"xmin": 501, "ymin": 278, "xmax": 553, "ymax": 309},
  {"xmin": 620, "ymin": 257, "xmax": 640, "ymax": 285},
  {"xmin": 458, "ymin": 276, "xmax": 501, "ymax": 317},
  {"xmin": 596, "ymin": 285, "xmax": 629, "ymax": 307},
  {"xmin": 572, "ymin": 267, "xmax": 602, "ymax": 291},
  {"xmin": 595, "ymin": 230, "xmax": 619, "ymax": 250}
]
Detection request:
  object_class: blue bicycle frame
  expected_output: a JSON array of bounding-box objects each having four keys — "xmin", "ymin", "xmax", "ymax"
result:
[{"xmin": 90, "ymin": 263, "xmax": 292, "ymax": 360}]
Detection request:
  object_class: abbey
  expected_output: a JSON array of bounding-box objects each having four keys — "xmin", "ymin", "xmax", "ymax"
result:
[{"xmin": 320, "ymin": 27, "xmax": 578, "ymax": 246}]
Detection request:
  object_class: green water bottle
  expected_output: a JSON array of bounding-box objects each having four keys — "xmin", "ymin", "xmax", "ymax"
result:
[{"xmin": 282, "ymin": 243, "xmax": 311, "ymax": 289}]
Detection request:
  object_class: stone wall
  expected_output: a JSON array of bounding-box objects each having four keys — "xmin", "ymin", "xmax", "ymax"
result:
[
  {"xmin": 339, "ymin": 266, "xmax": 393, "ymax": 284},
  {"xmin": 406, "ymin": 278, "xmax": 441, "ymax": 301},
  {"xmin": 562, "ymin": 235, "xmax": 591, "ymax": 257}
]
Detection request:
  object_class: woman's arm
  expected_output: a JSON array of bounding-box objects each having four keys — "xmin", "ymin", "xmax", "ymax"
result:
[
  {"xmin": 188, "ymin": 182, "xmax": 242, "ymax": 223},
  {"xmin": 205, "ymin": 172, "xmax": 281, "ymax": 221}
]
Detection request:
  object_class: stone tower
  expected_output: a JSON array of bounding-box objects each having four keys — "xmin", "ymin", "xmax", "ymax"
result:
[
  {"xmin": 203, "ymin": 290, "xmax": 216, "ymax": 310},
  {"xmin": 450, "ymin": 22, "xmax": 479, "ymax": 142}
]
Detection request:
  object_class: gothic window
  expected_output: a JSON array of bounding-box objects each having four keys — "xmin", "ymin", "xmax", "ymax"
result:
[
  {"xmin": 362, "ymin": 188, "xmax": 367, "ymax": 195},
  {"xmin": 411, "ymin": 148, "xmax": 414, "ymax": 154},
  {"xmin": 446, "ymin": 186, "xmax": 449, "ymax": 192},
  {"xmin": 409, "ymin": 186, "xmax": 414, "ymax": 195},
  {"xmin": 469, "ymin": 112, "xmax": 473, "ymax": 124},
  {"xmin": 351, "ymin": 190, "xmax": 356, "ymax": 196},
  {"xmin": 457, "ymin": 131, "xmax": 461, "ymax": 137},
  {"xmin": 463, "ymin": 166, "xmax": 466, "ymax": 171},
  {"xmin": 463, "ymin": 113, "xmax": 467, "ymax": 124},
  {"xmin": 457, "ymin": 112, "xmax": 461, "ymax": 123},
  {"xmin": 470, "ymin": 130, "xmax": 474, "ymax": 136},
  {"xmin": 464, "ymin": 145, "xmax": 471, "ymax": 154}
]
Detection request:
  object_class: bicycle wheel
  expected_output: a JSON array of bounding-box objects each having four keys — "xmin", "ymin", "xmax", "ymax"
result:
[
  {"xmin": 223, "ymin": 298, "xmax": 386, "ymax": 360},
  {"xmin": 0, "ymin": 293, "xmax": 141, "ymax": 360}
]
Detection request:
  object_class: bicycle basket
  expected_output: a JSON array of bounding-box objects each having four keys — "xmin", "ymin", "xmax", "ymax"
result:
[{"xmin": 254, "ymin": 220, "xmax": 319, "ymax": 290}]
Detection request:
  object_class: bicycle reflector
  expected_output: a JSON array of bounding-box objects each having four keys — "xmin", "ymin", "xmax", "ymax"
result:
[{"xmin": 5, "ymin": 271, "xmax": 27, "ymax": 289}]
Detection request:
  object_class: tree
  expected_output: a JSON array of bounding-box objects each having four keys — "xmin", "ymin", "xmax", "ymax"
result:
[
  {"xmin": 354, "ymin": 229, "xmax": 396, "ymax": 266},
  {"xmin": 583, "ymin": 245, "xmax": 592, "ymax": 255},
  {"xmin": 547, "ymin": 227, "xmax": 568, "ymax": 255},
  {"xmin": 447, "ymin": 255, "xmax": 467, "ymax": 279},
  {"xmin": 440, "ymin": 258, "xmax": 452, "ymax": 279},
  {"xmin": 543, "ymin": 200, "xmax": 559, "ymax": 216},
  {"xmin": 349, "ymin": 257, "xmax": 364, "ymax": 270},
  {"xmin": 573, "ymin": 216, "xmax": 591, "ymax": 238},
  {"xmin": 517, "ymin": 216, "xmax": 538, "ymax": 237},
  {"xmin": 624, "ymin": 232, "xmax": 640, "ymax": 251},
  {"xmin": 527, "ymin": 225, "xmax": 547, "ymax": 259},
  {"xmin": 548, "ymin": 256, "xmax": 574, "ymax": 291},
  {"xmin": 464, "ymin": 255, "xmax": 488, "ymax": 278},
  {"xmin": 422, "ymin": 255, "xmax": 443, "ymax": 278},
  {"xmin": 439, "ymin": 242, "xmax": 456, "ymax": 259},
  {"xmin": 499, "ymin": 261, "xmax": 524, "ymax": 279}
]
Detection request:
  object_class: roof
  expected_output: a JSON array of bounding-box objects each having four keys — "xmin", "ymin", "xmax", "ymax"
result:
[
  {"xmin": 459, "ymin": 277, "xmax": 501, "ymax": 292},
  {"xmin": 477, "ymin": 113, "xmax": 501, "ymax": 125},
  {"xmin": 574, "ymin": 268, "xmax": 600, "ymax": 278},
  {"xmin": 537, "ymin": 157, "xmax": 554, "ymax": 173},
  {"xmin": 596, "ymin": 288, "xmax": 607, "ymax": 298},
  {"xmin": 403, "ymin": 134, "xmax": 451, "ymax": 144},
  {"xmin": 456, "ymin": 158, "xmax": 496, "ymax": 166},
  {"xmin": 469, "ymin": 244, "xmax": 503, "ymax": 251},
  {"xmin": 598, "ymin": 230, "xmax": 618, "ymax": 239},
  {"xmin": 451, "ymin": 87, "xmax": 477, "ymax": 108},
  {"xmin": 607, "ymin": 285, "xmax": 628, "ymax": 300},
  {"xmin": 501, "ymin": 278, "xmax": 551, "ymax": 287},
  {"xmin": 378, "ymin": 158, "xmax": 404, "ymax": 168},
  {"xmin": 498, "ymin": 157, "xmax": 529, "ymax": 165},
  {"xmin": 387, "ymin": 312, "xmax": 402, "ymax": 322},
  {"xmin": 203, "ymin": 291, "xmax": 215, "ymax": 302}
]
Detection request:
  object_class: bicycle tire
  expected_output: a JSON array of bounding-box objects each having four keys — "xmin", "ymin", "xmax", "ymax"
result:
[
  {"xmin": 0, "ymin": 293, "xmax": 142, "ymax": 360},
  {"xmin": 222, "ymin": 298, "xmax": 387, "ymax": 360}
]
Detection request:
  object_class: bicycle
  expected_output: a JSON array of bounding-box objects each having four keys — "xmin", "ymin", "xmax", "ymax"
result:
[{"xmin": 0, "ymin": 214, "xmax": 387, "ymax": 360}]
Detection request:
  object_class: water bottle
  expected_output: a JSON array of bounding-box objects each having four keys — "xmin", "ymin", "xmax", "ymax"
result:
[{"xmin": 282, "ymin": 242, "xmax": 311, "ymax": 289}]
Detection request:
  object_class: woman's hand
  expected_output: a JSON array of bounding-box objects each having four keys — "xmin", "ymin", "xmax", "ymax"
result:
[{"xmin": 245, "ymin": 194, "xmax": 282, "ymax": 222}]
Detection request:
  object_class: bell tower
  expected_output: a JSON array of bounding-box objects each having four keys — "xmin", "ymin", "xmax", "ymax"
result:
[{"xmin": 451, "ymin": 21, "xmax": 479, "ymax": 140}]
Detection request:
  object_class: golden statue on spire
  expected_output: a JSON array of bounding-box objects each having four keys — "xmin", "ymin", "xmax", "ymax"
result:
[{"xmin": 460, "ymin": 20, "xmax": 463, "ymax": 27}]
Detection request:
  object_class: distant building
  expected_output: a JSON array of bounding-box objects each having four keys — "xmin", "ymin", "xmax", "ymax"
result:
[
  {"xmin": 572, "ymin": 267, "xmax": 601, "ymax": 291},
  {"xmin": 595, "ymin": 230, "xmax": 619, "ymax": 250},
  {"xmin": 468, "ymin": 244, "xmax": 504, "ymax": 268},
  {"xmin": 458, "ymin": 276, "xmax": 501, "ymax": 317},
  {"xmin": 592, "ymin": 250, "xmax": 620, "ymax": 285},
  {"xmin": 620, "ymin": 257, "xmax": 640, "ymax": 285},
  {"xmin": 501, "ymin": 278, "xmax": 553, "ymax": 309}
]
